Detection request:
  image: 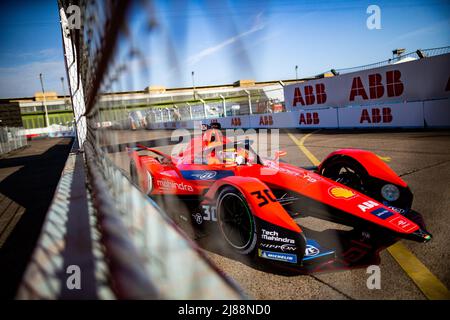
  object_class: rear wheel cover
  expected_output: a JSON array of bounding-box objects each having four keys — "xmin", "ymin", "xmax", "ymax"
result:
[{"xmin": 217, "ymin": 187, "xmax": 257, "ymax": 254}]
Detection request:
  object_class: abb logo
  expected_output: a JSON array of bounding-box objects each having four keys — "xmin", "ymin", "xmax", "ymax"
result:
[
  {"xmin": 350, "ymin": 70, "xmax": 404, "ymax": 101},
  {"xmin": 231, "ymin": 117, "xmax": 241, "ymax": 126},
  {"xmin": 299, "ymin": 112, "xmax": 319, "ymax": 125},
  {"xmin": 360, "ymin": 108, "xmax": 393, "ymax": 123},
  {"xmin": 259, "ymin": 115, "xmax": 273, "ymax": 125},
  {"xmin": 293, "ymin": 83, "xmax": 327, "ymax": 106}
]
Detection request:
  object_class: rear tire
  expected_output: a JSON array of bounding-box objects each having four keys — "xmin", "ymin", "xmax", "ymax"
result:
[
  {"xmin": 130, "ymin": 161, "xmax": 153, "ymax": 194},
  {"xmin": 216, "ymin": 186, "xmax": 257, "ymax": 255},
  {"xmin": 130, "ymin": 161, "xmax": 139, "ymax": 186}
]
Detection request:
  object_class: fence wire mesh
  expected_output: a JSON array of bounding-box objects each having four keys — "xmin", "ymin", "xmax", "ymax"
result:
[
  {"xmin": 0, "ymin": 127, "xmax": 27, "ymax": 155},
  {"xmin": 333, "ymin": 46, "xmax": 450, "ymax": 75},
  {"xmin": 58, "ymin": 0, "xmax": 248, "ymax": 299}
]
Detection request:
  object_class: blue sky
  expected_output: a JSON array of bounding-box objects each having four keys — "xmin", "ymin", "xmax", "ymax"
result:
[{"xmin": 0, "ymin": 0, "xmax": 449, "ymax": 98}]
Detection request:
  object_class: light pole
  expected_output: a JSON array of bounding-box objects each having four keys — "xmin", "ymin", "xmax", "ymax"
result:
[
  {"xmin": 191, "ymin": 71, "xmax": 196, "ymax": 100},
  {"xmin": 39, "ymin": 73, "xmax": 50, "ymax": 127},
  {"xmin": 295, "ymin": 65, "xmax": 298, "ymax": 81}
]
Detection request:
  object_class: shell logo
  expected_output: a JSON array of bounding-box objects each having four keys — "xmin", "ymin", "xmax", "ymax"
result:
[{"xmin": 329, "ymin": 186, "xmax": 356, "ymax": 199}]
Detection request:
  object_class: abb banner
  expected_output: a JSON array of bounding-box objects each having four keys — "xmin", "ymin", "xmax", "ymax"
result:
[
  {"xmin": 338, "ymin": 102, "xmax": 424, "ymax": 128},
  {"xmin": 249, "ymin": 112, "xmax": 296, "ymax": 128},
  {"xmin": 423, "ymin": 99, "xmax": 450, "ymax": 127},
  {"xmin": 284, "ymin": 53, "xmax": 450, "ymax": 110},
  {"xmin": 296, "ymin": 108, "xmax": 338, "ymax": 128},
  {"xmin": 205, "ymin": 116, "xmax": 250, "ymax": 129}
]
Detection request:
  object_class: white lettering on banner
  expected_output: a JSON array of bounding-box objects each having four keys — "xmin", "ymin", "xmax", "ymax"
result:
[{"xmin": 284, "ymin": 53, "xmax": 450, "ymax": 110}]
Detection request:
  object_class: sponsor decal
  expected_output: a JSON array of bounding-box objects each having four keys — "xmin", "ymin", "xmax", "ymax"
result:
[
  {"xmin": 360, "ymin": 107, "xmax": 393, "ymax": 124},
  {"xmin": 388, "ymin": 216, "xmax": 416, "ymax": 232},
  {"xmin": 192, "ymin": 212, "xmax": 203, "ymax": 225},
  {"xmin": 349, "ymin": 70, "xmax": 404, "ymax": 102},
  {"xmin": 193, "ymin": 171, "xmax": 217, "ymax": 180},
  {"xmin": 156, "ymin": 179, "xmax": 194, "ymax": 192},
  {"xmin": 299, "ymin": 112, "xmax": 320, "ymax": 125},
  {"xmin": 370, "ymin": 207, "xmax": 394, "ymax": 220},
  {"xmin": 329, "ymin": 186, "xmax": 356, "ymax": 199},
  {"xmin": 259, "ymin": 115, "xmax": 273, "ymax": 125},
  {"xmin": 258, "ymin": 249, "xmax": 297, "ymax": 264},
  {"xmin": 302, "ymin": 173, "xmax": 317, "ymax": 183},
  {"xmin": 305, "ymin": 244, "xmax": 320, "ymax": 257},
  {"xmin": 277, "ymin": 168, "xmax": 319, "ymax": 183},
  {"xmin": 261, "ymin": 229, "xmax": 295, "ymax": 244},
  {"xmin": 260, "ymin": 243, "xmax": 297, "ymax": 252},
  {"xmin": 231, "ymin": 117, "xmax": 241, "ymax": 126},
  {"xmin": 292, "ymin": 83, "xmax": 327, "ymax": 107},
  {"xmin": 303, "ymin": 239, "xmax": 336, "ymax": 261},
  {"xmin": 358, "ymin": 200, "xmax": 379, "ymax": 212},
  {"xmin": 277, "ymin": 166, "xmax": 301, "ymax": 176},
  {"xmin": 388, "ymin": 206, "xmax": 406, "ymax": 214},
  {"xmin": 181, "ymin": 170, "xmax": 234, "ymax": 180}
]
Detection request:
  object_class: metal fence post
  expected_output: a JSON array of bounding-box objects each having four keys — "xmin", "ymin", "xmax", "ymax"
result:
[{"xmin": 244, "ymin": 90, "xmax": 252, "ymax": 115}]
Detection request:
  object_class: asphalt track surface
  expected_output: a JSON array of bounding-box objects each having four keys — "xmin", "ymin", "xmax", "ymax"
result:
[{"xmin": 106, "ymin": 129, "xmax": 450, "ymax": 300}]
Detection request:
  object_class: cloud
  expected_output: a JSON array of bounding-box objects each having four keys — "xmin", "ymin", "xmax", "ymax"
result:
[
  {"xmin": 186, "ymin": 13, "xmax": 265, "ymax": 66},
  {"xmin": 0, "ymin": 60, "xmax": 65, "ymax": 98},
  {"xmin": 386, "ymin": 19, "xmax": 450, "ymax": 45}
]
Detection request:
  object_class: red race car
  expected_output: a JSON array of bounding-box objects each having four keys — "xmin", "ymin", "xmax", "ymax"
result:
[{"xmin": 128, "ymin": 126, "xmax": 431, "ymax": 273}]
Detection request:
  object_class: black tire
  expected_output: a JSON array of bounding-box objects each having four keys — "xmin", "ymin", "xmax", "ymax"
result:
[
  {"xmin": 130, "ymin": 161, "xmax": 139, "ymax": 186},
  {"xmin": 216, "ymin": 186, "xmax": 257, "ymax": 255},
  {"xmin": 130, "ymin": 161, "xmax": 153, "ymax": 194},
  {"xmin": 320, "ymin": 156, "xmax": 368, "ymax": 193}
]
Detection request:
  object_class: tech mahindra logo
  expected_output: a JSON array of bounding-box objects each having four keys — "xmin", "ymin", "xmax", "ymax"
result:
[
  {"xmin": 261, "ymin": 229, "xmax": 295, "ymax": 244},
  {"xmin": 157, "ymin": 179, "xmax": 194, "ymax": 192}
]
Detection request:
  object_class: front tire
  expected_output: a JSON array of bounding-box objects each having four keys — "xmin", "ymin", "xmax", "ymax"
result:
[{"xmin": 216, "ymin": 186, "xmax": 257, "ymax": 255}]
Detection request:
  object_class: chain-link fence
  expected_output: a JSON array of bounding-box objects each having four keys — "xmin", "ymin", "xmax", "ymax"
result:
[
  {"xmin": 124, "ymin": 85, "xmax": 286, "ymax": 127},
  {"xmin": 332, "ymin": 46, "xmax": 450, "ymax": 75},
  {"xmin": 0, "ymin": 127, "xmax": 27, "ymax": 155},
  {"xmin": 57, "ymin": 0, "xmax": 246, "ymax": 299}
]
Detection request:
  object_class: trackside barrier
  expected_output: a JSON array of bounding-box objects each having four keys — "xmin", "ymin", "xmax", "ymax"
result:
[
  {"xmin": 423, "ymin": 99, "xmax": 450, "ymax": 127},
  {"xmin": 284, "ymin": 53, "xmax": 450, "ymax": 110},
  {"xmin": 146, "ymin": 99, "xmax": 449, "ymax": 130},
  {"xmin": 337, "ymin": 102, "xmax": 425, "ymax": 128},
  {"xmin": 0, "ymin": 127, "xmax": 27, "ymax": 155}
]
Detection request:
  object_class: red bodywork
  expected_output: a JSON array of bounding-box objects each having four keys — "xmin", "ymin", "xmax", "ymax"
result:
[{"xmin": 128, "ymin": 129, "xmax": 431, "ymax": 271}]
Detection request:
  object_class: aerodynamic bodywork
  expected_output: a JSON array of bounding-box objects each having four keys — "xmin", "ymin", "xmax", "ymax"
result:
[{"xmin": 128, "ymin": 125, "xmax": 431, "ymax": 273}]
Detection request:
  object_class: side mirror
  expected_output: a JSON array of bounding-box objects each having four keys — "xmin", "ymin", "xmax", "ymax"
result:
[{"xmin": 274, "ymin": 150, "xmax": 287, "ymax": 160}]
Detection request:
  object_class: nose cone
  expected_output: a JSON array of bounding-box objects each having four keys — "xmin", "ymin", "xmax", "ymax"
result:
[{"xmin": 409, "ymin": 229, "xmax": 433, "ymax": 243}]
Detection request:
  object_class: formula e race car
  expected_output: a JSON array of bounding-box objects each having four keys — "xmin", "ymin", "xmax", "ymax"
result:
[{"xmin": 128, "ymin": 126, "xmax": 432, "ymax": 273}]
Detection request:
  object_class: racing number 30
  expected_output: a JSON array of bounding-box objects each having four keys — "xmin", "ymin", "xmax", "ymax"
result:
[{"xmin": 250, "ymin": 189, "xmax": 277, "ymax": 207}]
